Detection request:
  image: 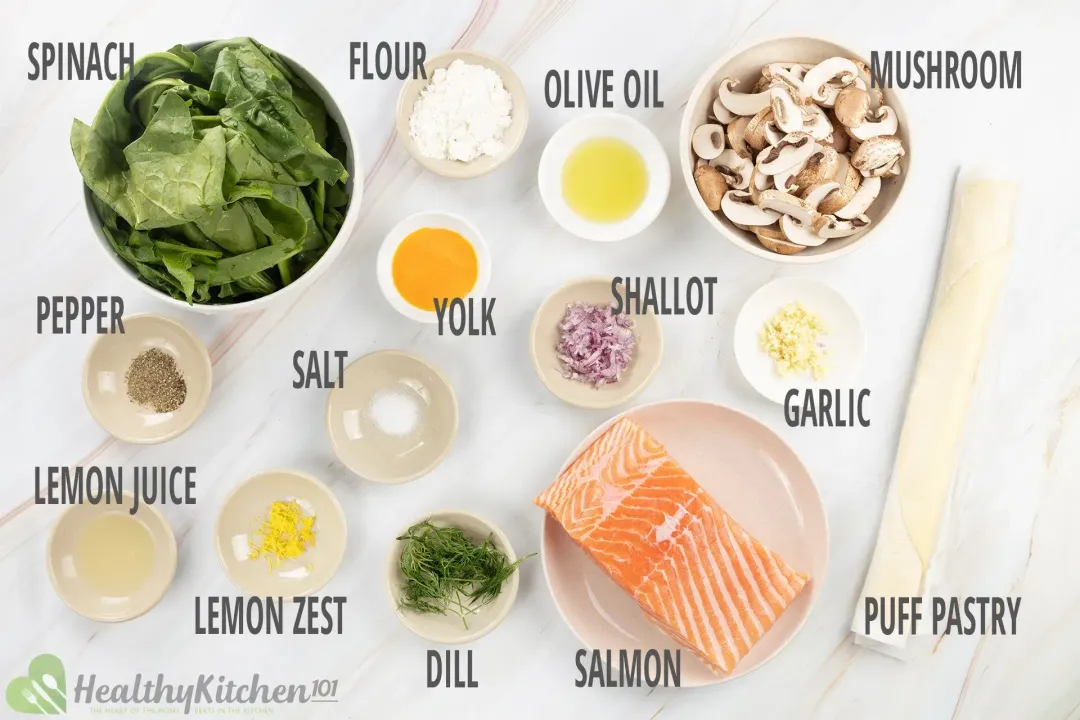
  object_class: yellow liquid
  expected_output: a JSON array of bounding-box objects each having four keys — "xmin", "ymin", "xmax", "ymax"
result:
[
  {"xmin": 74, "ymin": 513, "xmax": 155, "ymax": 596},
  {"xmin": 561, "ymin": 137, "xmax": 648, "ymax": 223}
]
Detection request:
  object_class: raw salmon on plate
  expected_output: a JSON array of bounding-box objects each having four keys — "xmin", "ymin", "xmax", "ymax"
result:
[{"xmin": 535, "ymin": 417, "xmax": 808, "ymax": 674}]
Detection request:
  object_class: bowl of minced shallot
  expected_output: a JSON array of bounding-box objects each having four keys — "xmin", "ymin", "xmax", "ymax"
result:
[{"xmin": 529, "ymin": 276, "xmax": 663, "ymax": 409}]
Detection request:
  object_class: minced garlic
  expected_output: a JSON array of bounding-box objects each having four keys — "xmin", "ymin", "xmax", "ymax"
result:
[
  {"xmin": 759, "ymin": 302, "xmax": 829, "ymax": 379},
  {"xmin": 249, "ymin": 500, "xmax": 316, "ymax": 573}
]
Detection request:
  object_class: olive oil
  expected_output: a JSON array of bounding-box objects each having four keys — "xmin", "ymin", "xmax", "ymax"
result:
[
  {"xmin": 562, "ymin": 137, "xmax": 648, "ymax": 223},
  {"xmin": 75, "ymin": 513, "xmax": 155, "ymax": 596}
]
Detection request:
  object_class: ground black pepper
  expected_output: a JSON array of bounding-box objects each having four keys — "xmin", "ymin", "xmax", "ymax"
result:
[{"xmin": 125, "ymin": 348, "xmax": 187, "ymax": 413}]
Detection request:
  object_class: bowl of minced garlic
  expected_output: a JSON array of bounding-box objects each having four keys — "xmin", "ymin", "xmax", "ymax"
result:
[
  {"xmin": 214, "ymin": 469, "xmax": 347, "ymax": 596},
  {"xmin": 734, "ymin": 278, "xmax": 864, "ymax": 403}
]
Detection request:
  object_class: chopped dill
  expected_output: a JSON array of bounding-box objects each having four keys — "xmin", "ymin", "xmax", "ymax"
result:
[{"xmin": 396, "ymin": 520, "xmax": 533, "ymax": 628}]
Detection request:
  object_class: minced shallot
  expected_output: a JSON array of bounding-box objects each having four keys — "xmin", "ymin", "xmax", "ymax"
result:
[{"xmin": 557, "ymin": 302, "xmax": 636, "ymax": 388}]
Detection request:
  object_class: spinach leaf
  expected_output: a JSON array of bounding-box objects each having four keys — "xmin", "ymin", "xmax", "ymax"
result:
[{"xmin": 72, "ymin": 38, "xmax": 351, "ymax": 305}]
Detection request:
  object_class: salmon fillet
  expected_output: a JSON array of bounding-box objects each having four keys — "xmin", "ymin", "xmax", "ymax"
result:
[{"xmin": 536, "ymin": 417, "xmax": 808, "ymax": 674}]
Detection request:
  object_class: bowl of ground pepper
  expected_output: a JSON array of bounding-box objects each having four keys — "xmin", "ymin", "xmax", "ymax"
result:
[{"xmin": 82, "ymin": 314, "xmax": 212, "ymax": 444}]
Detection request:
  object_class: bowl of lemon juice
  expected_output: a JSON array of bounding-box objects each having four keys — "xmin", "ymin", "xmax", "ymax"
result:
[{"xmin": 538, "ymin": 113, "xmax": 670, "ymax": 242}]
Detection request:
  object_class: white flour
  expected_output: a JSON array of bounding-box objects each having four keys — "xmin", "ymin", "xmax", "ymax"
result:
[{"xmin": 408, "ymin": 59, "xmax": 513, "ymax": 162}]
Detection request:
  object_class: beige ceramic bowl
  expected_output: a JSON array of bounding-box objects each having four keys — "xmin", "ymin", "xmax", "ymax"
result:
[
  {"xmin": 540, "ymin": 399, "xmax": 829, "ymax": 686},
  {"xmin": 530, "ymin": 277, "xmax": 663, "ymax": 409},
  {"xmin": 680, "ymin": 36, "xmax": 911, "ymax": 263},
  {"xmin": 395, "ymin": 50, "xmax": 529, "ymax": 178},
  {"xmin": 82, "ymin": 314, "xmax": 212, "ymax": 444},
  {"xmin": 47, "ymin": 494, "xmax": 177, "ymax": 622},
  {"xmin": 326, "ymin": 350, "xmax": 459, "ymax": 483},
  {"xmin": 83, "ymin": 41, "xmax": 363, "ymax": 314},
  {"xmin": 215, "ymin": 469, "xmax": 347, "ymax": 596},
  {"xmin": 387, "ymin": 509, "xmax": 521, "ymax": 643}
]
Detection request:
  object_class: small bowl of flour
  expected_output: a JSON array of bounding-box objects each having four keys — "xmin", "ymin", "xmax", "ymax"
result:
[{"xmin": 396, "ymin": 49, "xmax": 529, "ymax": 179}]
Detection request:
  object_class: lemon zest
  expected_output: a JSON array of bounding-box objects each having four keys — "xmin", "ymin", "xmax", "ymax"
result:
[{"xmin": 248, "ymin": 500, "xmax": 317, "ymax": 573}]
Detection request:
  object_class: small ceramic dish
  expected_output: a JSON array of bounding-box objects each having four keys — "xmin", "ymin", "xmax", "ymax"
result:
[
  {"xmin": 538, "ymin": 113, "xmax": 670, "ymax": 242},
  {"xmin": 326, "ymin": 350, "xmax": 459, "ymax": 483},
  {"xmin": 734, "ymin": 277, "xmax": 865, "ymax": 403},
  {"xmin": 395, "ymin": 49, "xmax": 529, "ymax": 178},
  {"xmin": 47, "ymin": 493, "xmax": 177, "ymax": 622},
  {"xmin": 530, "ymin": 276, "xmax": 663, "ymax": 409},
  {"xmin": 376, "ymin": 211, "xmax": 491, "ymax": 324},
  {"xmin": 387, "ymin": 509, "xmax": 520, "ymax": 643},
  {"xmin": 679, "ymin": 36, "xmax": 911, "ymax": 263},
  {"xmin": 215, "ymin": 469, "xmax": 347, "ymax": 596},
  {"xmin": 82, "ymin": 314, "xmax": 212, "ymax": 444}
]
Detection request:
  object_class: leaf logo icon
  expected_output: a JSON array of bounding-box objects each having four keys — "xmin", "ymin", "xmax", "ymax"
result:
[{"xmin": 5, "ymin": 654, "xmax": 66, "ymax": 714}]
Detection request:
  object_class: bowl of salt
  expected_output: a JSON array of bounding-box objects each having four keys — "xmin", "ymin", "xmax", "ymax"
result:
[{"xmin": 326, "ymin": 350, "xmax": 459, "ymax": 483}]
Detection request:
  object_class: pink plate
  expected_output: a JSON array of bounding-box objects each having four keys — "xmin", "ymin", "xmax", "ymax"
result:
[{"xmin": 540, "ymin": 399, "xmax": 829, "ymax": 686}]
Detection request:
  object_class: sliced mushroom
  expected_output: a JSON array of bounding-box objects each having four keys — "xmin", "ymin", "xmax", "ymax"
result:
[
  {"xmin": 794, "ymin": 146, "xmax": 839, "ymax": 191},
  {"xmin": 763, "ymin": 63, "xmax": 807, "ymax": 96},
  {"xmin": 851, "ymin": 135, "xmax": 904, "ymax": 177},
  {"xmin": 755, "ymin": 224, "xmax": 807, "ymax": 254},
  {"xmin": 847, "ymin": 106, "xmax": 898, "ymax": 141},
  {"xmin": 756, "ymin": 133, "xmax": 815, "ymax": 175},
  {"xmin": 801, "ymin": 104, "xmax": 834, "ymax": 142},
  {"xmin": 834, "ymin": 175, "xmax": 881, "ymax": 219},
  {"xmin": 800, "ymin": 57, "xmax": 859, "ymax": 105},
  {"xmin": 721, "ymin": 190, "xmax": 780, "ymax": 226},
  {"xmin": 694, "ymin": 163, "xmax": 729, "ymax": 211},
  {"xmin": 726, "ymin": 116, "xmax": 752, "ymax": 158},
  {"xmin": 818, "ymin": 154, "xmax": 860, "ymax": 214},
  {"xmin": 772, "ymin": 162, "xmax": 803, "ymax": 195},
  {"xmin": 711, "ymin": 95, "xmax": 738, "ymax": 124},
  {"xmin": 834, "ymin": 86, "xmax": 870, "ymax": 128},
  {"xmin": 788, "ymin": 63, "xmax": 808, "ymax": 81},
  {"xmin": 710, "ymin": 148, "xmax": 753, "ymax": 190},
  {"xmin": 743, "ymin": 108, "xmax": 774, "ymax": 152},
  {"xmin": 764, "ymin": 120, "xmax": 785, "ymax": 146},
  {"xmin": 801, "ymin": 180, "xmax": 842, "ymax": 210},
  {"xmin": 770, "ymin": 87, "xmax": 804, "ymax": 133},
  {"xmin": 757, "ymin": 189, "xmax": 816, "ymax": 225},
  {"xmin": 748, "ymin": 166, "xmax": 773, "ymax": 204},
  {"xmin": 849, "ymin": 58, "xmax": 884, "ymax": 109},
  {"xmin": 780, "ymin": 214, "xmax": 828, "ymax": 247},
  {"xmin": 692, "ymin": 123, "xmax": 726, "ymax": 160},
  {"xmin": 717, "ymin": 77, "xmax": 773, "ymax": 116},
  {"xmin": 813, "ymin": 213, "xmax": 872, "ymax": 239},
  {"xmin": 822, "ymin": 126, "xmax": 850, "ymax": 154}
]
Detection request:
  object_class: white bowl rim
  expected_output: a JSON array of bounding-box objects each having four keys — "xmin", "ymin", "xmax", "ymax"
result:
[
  {"xmin": 375, "ymin": 210, "xmax": 492, "ymax": 324},
  {"xmin": 538, "ymin": 112, "xmax": 671, "ymax": 243},
  {"xmin": 81, "ymin": 40, "xmax": 364, "ymax": 314},
  {"xmin": 678, "ymin": 34, "xmax": 912, "ymax": 264}
]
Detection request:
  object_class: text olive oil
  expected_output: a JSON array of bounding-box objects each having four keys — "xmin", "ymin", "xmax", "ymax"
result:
[
  {"xmin": 75, "ymin": 513, "xmax": 155, "ymax": 596},
  {"xmin": 562, "ymin": 138, "xmax": 648, "ymax": 223}
]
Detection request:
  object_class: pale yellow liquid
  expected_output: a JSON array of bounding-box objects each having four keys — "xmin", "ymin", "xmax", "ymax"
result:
[
  {"xmin": 562, "ymin": 137, "xmax": 648, "ymax": 223},
  {"xmin": 75, "ymin": 513, "xmax": 155, "ymax": 596}
]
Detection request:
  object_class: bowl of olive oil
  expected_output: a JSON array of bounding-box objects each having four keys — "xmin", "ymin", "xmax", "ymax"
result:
[{"xmin": 538, "ymin": 113, "xmax": 670, "ymax": 242}]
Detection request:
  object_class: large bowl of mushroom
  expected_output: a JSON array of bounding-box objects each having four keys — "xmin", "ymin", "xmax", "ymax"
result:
[{"xmin": 680, "ymin": 37, "xmax": 910, "ymax": 262}]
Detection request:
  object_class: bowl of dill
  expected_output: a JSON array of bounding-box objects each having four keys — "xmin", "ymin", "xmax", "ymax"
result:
[{"xmin": 387, "ymin": 510, "xmax": 532, "ymax": 643}]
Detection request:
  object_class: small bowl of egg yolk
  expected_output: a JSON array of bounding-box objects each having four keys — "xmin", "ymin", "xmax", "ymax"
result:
[
  {"xmin": 538, "ymin": 113, "xmax": 671, "ymax": 242},
  {"xmin": 377, "ymin": 211, "xmax": 492, "ymax": 323}
]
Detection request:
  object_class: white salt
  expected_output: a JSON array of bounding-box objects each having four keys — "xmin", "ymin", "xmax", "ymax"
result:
[{"xmin": 367, "ymin": 390, "xmax": 420, "ymax": 437}]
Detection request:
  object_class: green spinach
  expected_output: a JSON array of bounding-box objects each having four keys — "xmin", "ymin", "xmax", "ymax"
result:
[{"xmin": 71, "ymin": 38, "xmax": 350, "ymax": 304}]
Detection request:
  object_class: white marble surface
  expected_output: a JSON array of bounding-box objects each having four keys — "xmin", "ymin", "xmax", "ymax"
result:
[{"xmin": 2, "ymin": 0, "xmax": 1079, "ymax": 718}]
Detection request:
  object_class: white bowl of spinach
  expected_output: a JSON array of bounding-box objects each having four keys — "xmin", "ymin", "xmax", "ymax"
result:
[{"xmin": 71, "ymin": 38, "xmax": 358, "ymax": 311}]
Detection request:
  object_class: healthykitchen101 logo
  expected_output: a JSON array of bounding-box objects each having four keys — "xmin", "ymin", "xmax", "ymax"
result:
[
  {"xmin": 6, "ymin": 654, "xmax": 66, "ymax": 714},
  {"xmin": 7, "ymin": 653, "xmax": 340, "ymax": 715}
]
